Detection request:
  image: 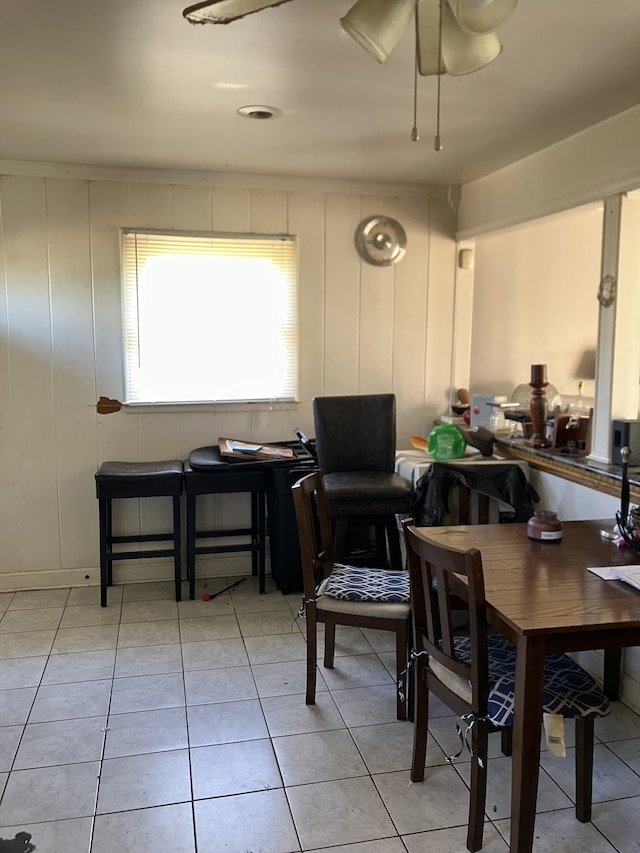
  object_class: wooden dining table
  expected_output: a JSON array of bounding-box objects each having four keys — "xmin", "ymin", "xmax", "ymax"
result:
[{"xmin": 413, "ymin": 519, "xmax": 640, "ymax": 853}]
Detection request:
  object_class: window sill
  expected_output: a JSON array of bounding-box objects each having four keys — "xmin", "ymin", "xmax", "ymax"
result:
[{"xmin": 122, "ymin": 400, "xmax": 300, "ymax": 415}]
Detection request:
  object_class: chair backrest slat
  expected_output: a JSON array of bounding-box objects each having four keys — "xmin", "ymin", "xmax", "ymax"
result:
[
  {"xmin": 292, "ymin": 471, "xmax": 335, "ymax": 600},
  {"xmin": 403, "ymin": 519, "xmax": 490, "ymax": 713}
]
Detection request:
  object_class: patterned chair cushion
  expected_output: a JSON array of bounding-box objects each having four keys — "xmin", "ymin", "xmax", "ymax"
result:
[
  {"xmin": 319, "ymin": 564, "xmax": 410, "ymax": 603},
  {"xmin": 435, "ymin": 634, "xmax": 610, "ymax": 728}
]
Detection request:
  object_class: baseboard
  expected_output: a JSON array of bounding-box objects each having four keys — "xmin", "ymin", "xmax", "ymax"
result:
[{"xmin": 0, "ymin": 554, "xmax": 260, "ymax": 593}]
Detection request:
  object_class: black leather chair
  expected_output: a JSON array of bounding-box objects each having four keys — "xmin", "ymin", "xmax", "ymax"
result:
[{"xmin": 312, "ymin": 393, "xmax": 411, "ymax": 569}]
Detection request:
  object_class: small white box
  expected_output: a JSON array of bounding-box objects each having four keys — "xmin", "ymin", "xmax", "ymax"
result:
[{"xmin": 470, "ymin": 394, "xmax": 508, "ymax": 428}]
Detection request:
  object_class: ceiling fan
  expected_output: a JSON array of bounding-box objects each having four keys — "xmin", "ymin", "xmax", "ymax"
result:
[{"xmin": 183, "ymin": 0, "xmax": 518, "ymax": 78}]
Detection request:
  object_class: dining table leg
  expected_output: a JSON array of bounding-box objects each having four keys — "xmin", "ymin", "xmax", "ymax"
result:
[
  {"xmin": 603, "ymin": 648, "xmax": 622, "ymax": 699},
  {"xmin": 510, "ymin": 634, "xmax": 545, "ymax": 853}
]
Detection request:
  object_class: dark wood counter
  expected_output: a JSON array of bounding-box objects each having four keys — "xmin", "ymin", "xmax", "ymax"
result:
[{"xmin": 494, "ymin": 438, "xmax": 640, "ymax": 505}]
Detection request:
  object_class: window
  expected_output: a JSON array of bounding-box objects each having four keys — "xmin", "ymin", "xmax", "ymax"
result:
[{"xmin": 121, "ymin": 230, "xmax": 298, "ymax": 405}]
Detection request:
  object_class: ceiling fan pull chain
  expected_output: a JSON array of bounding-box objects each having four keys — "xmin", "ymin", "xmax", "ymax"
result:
[
  {"xmin": 434, "ymin": 0, "xmax": 443, "ymax": 151},
  {"xmin": 411, "ymin": 0, "xmax": 420, "ymax": 142}
]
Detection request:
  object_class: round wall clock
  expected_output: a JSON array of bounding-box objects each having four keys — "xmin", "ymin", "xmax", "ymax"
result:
[{"xmin": 354, "ymin": 215, "xmax": 407, "ymax": 266}]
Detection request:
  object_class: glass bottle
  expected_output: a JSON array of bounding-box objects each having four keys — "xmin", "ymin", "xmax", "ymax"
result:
[
  {"xmin": 571, "ymin": 381, "xmax": 589, "ymax": 415},
  {"xmin": 527, "ymin": 511, "xmax": 563, "ymax": 541}
]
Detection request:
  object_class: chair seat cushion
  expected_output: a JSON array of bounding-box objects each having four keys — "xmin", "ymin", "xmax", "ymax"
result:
[
  {"xmin": 317, "ymin": 595, "xmax": 410, "ymax": 620},
  {"xmin": 430, "ymin": 634, "xmax": 610, "ymax": 727},
  {"xmin": 323, "ymin": 471, "xmax": 411, "ymax": 504},
  {"xmin": 319, "ymin": 564, "xmax": 410, "ymax": 603},
  {"xmin": 95, "ymin": 460, "xmax": 184, "ymax": 499}
]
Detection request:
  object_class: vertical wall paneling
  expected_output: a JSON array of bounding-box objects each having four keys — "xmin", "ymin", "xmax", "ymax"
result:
[
  {"xmin": 358, "ymin": 195, "xmax": 395, "ymax": 393},
  {"xmin": 252, "ymin": 405, "xmax": 292, "ymax": 446},
  {"xmin": 249, "ymin": 189, "xmax": 288, "ymax": 235},
  {"xmin": 248, "ymin": 189, "xmax": 291, "ymax": 443},
  {"xmin": 90, "ymin": 182, "xmax": 139, "ymax": 563},
  {"xmin": 0, "ymin": 172, "xmax": 449, "ymax": 588},
  {"xmin": 0, "ymin": 178, "xmax": 20, "ymax": 572},
  {"xmin": 392, "ymin": 195, "xmax": 431, "ymax": 447},
  {"xmin": 96, "ymin": 409, "xmax": 139, "ymax": 469},
  {"xmin": 324, "ymin": 193, "xmax": 361, "ymax": 394},
  {"xmin": 171, "ymin": 185, "xmax": 213, "ymax": 232},
  {"xmin": 288, "ymin": 190, "xmax": 325, "ymax": 436},
  {"xmin": 138, "ymin": 412, "xmax": 179, "ymax": 462},
  {"xmin": 449, "ymin": 241, "xmax": 475, "ymax": 407},
  {"xmin": 89, "ymin": 181, "xmax": 132, "ymax": 402},
  {"xmin": 2, "ymin": 176, "xmax": 60, "ymax": 572},
  {"xmin": 130, "ymin": 183, "xmax": 172, "ymax": 231},
  {"xmin": 211, "ymin": 186, "xmax": 250, "ymax": 233},
  {"xmin": 423, "ymin": 198, "xmax": 458, "ymax": 427},
  {"xmin": 46, "ymin": 178, "xmax": 98, "ymax": 570},
  {"xmin": 177, "ymin": 412, "xmax": 217, "ymax": 461}
]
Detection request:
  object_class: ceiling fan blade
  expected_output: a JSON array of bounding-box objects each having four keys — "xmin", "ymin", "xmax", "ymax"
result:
[
  {"xmin": 446, "ymin": 0, "xmax": 518, "ymax": 35},
  {"xmin": 340, "ymin": 0, "xmax": 415, "ymax": 65},
  {"xmin": 183, "ymin": 0, "xmax": 296, "ymax": 25}
]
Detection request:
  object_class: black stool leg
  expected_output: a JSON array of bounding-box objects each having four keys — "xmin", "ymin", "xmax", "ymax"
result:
[
  {"xmin": 106, "ymin": 498, "xmax": 114, "ymax": 587},
  {"xmin": 386, "ymin": 516, "xmax": 403, "ymax": 570},
  {"xmin": 258, "ymin": 490, "xmax": 266, "ymax": 594},
  {"xmin": 333, "ymin": 517, "xmax": 349, "ymax": 564},
  {"xmin": 374, "ymin": 521, "xmax": 387, "ymax": 564},
  {"xmin": 251, "ymin": 490, "xmax": 259, "ymax": 579},
  {"xmin": 187, "ymin": 493, "xmax": 196, "ymax": 601},
  {"xmin": 99, "ymin": 497, "xmax": 109, "ymax": 608},
  {"xmin": 172, "ymin": 494, "xmax": 182, "ymax": 602}
]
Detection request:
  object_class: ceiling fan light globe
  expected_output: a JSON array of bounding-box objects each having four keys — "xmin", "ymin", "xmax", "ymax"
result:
[
  {"xmin": 442, "ymin": 6, "xmax": 502, "ymax": 75},
  {"xmin": 446, "ymin": 0, "xmax": 518, "ymax": 35},
  {"xmin": 340, "ymin": 0, "xmax": 415, "ymax": 64},
  {"xmin": 418, "ymin": 1, "xmax": 501, "ymax": 76}
]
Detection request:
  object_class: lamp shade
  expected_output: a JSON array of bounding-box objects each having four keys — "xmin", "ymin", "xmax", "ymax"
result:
[
  {"xmin": 441, "ymin": 4, "xmax": 502, "ymax": 74},
  {"xmin": 340, "ymin": 0, "xmax": 415, "ymax": 65},
  {"xmin": 446, "ymin": 0, "xmax": 518, "ymax": 35},
  {"xmin": 183, "ymin": 0, "xmax": 295, "ymax": 24},
  {"xmin": 417, "ymin": 0, "xmax": 501, "ymax": 76}
]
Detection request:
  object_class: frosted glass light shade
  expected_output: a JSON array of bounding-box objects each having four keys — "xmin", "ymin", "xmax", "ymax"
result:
[
  {"xmin": 340, "ymin": 0, "xmax": 415, "ymax": 64},
  {"xmin": 446, "ymin": 0, "xmax": 518, "ymax": 35},
  {"xmin": 417, "ymin": 0, "xmax": 502, "ymax": 76},
  {"xmin": 442, "ymin": 4, "xmax": 502, "ymax": 74}
]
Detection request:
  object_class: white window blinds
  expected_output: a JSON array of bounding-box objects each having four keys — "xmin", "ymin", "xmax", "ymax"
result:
[{"xmin": 121, "ymin": 230, "xmax": 298, "ymax": 404}]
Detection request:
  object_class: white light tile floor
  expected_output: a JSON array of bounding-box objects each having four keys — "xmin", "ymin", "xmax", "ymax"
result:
[{"xmin": 0, "ymin": 574, "xmax": 639, "ymax": 852}]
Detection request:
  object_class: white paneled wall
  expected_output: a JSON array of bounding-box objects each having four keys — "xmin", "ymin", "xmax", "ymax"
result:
[{"xmin": 0, "ymin": 172, "xmax": 457, "ymax": 590}]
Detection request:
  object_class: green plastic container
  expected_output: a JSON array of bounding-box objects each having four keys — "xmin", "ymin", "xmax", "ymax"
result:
[{"xmin": 427, "ymin": 424, "xmax": 467, "ymax": 461}]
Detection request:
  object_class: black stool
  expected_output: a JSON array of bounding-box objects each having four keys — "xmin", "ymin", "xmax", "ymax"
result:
[
  {"xmin": 184, "ymin": 447, "xmax": 267, "ymax": 599},
  {"xmin": 95, "ymin": 460, "xmax": 184, "ymax": 607}
]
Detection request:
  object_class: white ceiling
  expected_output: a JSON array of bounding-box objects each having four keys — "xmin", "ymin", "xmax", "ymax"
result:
[{"xmin": 1, "ymin": 0, "xmax": 639, "ymax": 187}]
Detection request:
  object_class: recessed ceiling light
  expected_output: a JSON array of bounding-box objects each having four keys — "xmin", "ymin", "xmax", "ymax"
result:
[{"xmin": 237, "ymin": 105, "xmax": 281, "ymax": 120}]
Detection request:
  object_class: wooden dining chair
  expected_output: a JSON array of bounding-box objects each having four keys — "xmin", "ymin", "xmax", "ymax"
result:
[
  {"xmin": 292, "ymin": 470, "xmax": 411, "ymax": 721},
  {"xmin": 402, "ymin": 519, "xmax": 612, "ymax": 852}
]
